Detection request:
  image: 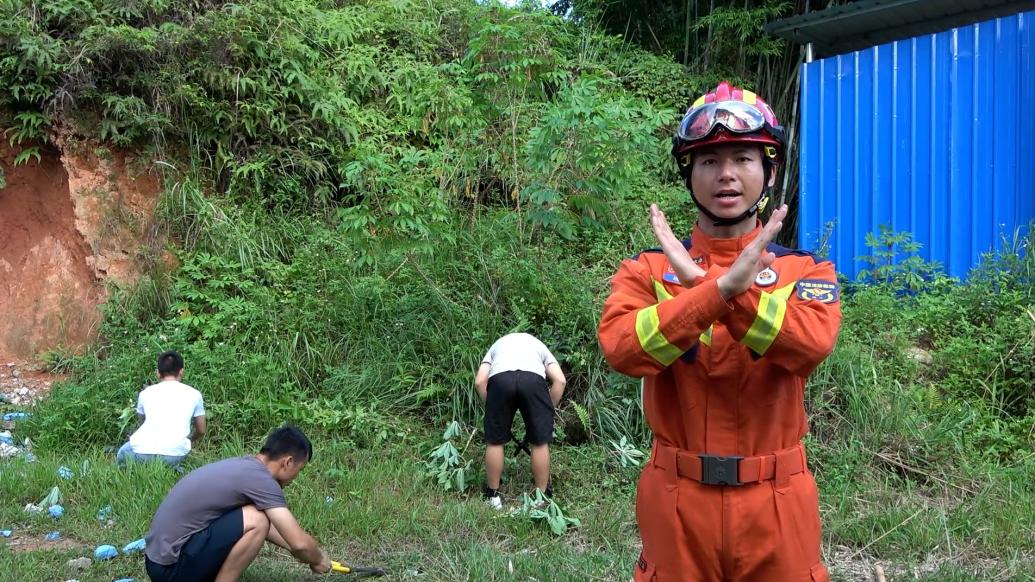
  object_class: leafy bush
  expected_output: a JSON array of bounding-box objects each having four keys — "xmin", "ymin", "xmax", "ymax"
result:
[{"xmin": 424, "ymin": 421, "xmax": 474, "ymax": 492}]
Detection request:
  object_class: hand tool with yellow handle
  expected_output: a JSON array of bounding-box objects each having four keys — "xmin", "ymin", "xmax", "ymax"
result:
[{"xmin": 331, "ymin": 560, "xmax": 387, "ymax": 577}]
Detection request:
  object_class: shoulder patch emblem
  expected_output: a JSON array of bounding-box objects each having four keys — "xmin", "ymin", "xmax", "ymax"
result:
[
  {"xmin": 662, "ymin": 270, "xmax": 680, "ymax": 284},
  {"xmin": 796, "ymin": 279, "xmax": 840, "ymax": 303},
  {"xmin": 754, "ymin": 267, "xmax": 778, "ymax": 287}
]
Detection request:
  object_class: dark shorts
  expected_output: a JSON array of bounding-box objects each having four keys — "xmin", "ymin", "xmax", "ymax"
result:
[
  {"xmin": 484, "ymin": 370, "xmax": 554, "ymax": 445},
  {"xmin": 146, "ymin": 507, "xmax": 244, "ymax": 582}
]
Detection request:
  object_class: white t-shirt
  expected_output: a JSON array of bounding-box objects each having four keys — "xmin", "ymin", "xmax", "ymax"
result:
[
  {"xmin": 482, "ymin": 333, "xmax": 558, "ymax": 379},
  {"xmin": 129, "ymin": 380, "xmax": 205, "ymax": 457}
]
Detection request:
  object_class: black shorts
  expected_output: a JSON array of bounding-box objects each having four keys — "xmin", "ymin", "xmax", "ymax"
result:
[
  {"xmin": 146, "ymin": 507, "xmax": 244, "ymax": 582},
  {"xmin": 484, "ymin": 370, "xmax": 554, "ymax": 445}
]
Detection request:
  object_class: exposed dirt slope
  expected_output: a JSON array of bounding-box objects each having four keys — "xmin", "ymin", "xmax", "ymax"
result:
[{"xmin": 0, "ymin": 140, "xmax": 161, "ymax": 363}]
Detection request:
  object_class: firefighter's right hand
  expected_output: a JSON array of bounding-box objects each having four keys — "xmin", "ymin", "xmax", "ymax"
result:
[
  {"xmin": 717, "ymin": 204, "xmax": 787, "ymax": 299},
  {"xmin": 650, "ymin": 203, "xmax": 706, "ymax": 286}
]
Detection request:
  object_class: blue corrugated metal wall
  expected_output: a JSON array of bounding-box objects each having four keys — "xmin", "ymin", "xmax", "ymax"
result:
[{"xmin": 798, "ymin": 10, "xmax": 1035, "ymax": 279}]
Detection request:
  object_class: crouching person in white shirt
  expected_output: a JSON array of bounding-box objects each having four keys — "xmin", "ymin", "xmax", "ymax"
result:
[{"xmin": 117, "ymin": 350, "xmax": 206, "ymax": 468}]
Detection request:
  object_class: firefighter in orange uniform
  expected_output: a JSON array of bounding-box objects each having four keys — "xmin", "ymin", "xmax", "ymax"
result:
[{"xmin": 599, "ymin": 82, "xmax": 841, "ymax": 581}]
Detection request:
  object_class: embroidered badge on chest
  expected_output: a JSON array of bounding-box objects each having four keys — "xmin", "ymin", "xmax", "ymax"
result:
[
  {"xmin": 754, "ymin": 267, "xmax": 778, "ymax": 287},
  {"xmin": 662, "ymin": 270, "xmax": 680, "ymax": 284}
]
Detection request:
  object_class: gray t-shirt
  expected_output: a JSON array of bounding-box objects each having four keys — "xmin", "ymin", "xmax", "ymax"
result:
[{"xmin": 145, "ymin": 456, "xmax": 287, "ymax": 565}]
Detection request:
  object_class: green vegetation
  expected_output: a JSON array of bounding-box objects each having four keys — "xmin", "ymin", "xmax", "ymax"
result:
[
  {"xmin": 1, "ymin": 0, "xmax": 1033, "ymax": 580},
  {"xmin": 0, "ymin": 444, "xmax": 638, "ymax": 580}
]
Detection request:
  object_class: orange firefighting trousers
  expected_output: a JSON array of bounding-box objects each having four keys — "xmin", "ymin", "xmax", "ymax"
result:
[{"xmin": 632, "ymin": 441, "xmax": 828, "ymax": 581}]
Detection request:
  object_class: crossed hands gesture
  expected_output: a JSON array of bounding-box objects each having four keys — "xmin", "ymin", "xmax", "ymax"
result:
[{"xmin": 649, "ymin": 203, "xmax": 788, "ymax": 300}]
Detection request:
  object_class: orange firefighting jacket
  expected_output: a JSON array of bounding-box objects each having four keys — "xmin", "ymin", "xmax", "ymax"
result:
[{"xmin": 599, "ymin": 222, "xmax": 841, "ymax": 456}]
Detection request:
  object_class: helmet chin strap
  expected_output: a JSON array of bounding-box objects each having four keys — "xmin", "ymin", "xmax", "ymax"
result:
[
  {"xmin": 688, "ymin": 161, "xmax": 774, "ymax": 228},
  {"xmin": 690, "ymin": 190, "xmax": 769, "ymax": 227}
]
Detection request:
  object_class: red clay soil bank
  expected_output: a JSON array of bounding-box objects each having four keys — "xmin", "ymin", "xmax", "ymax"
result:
[{"xmin": 0, "ymin": 140, "xmax": 161, "ymax": 362}]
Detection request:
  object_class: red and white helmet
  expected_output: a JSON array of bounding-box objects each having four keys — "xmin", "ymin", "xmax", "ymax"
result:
[
  {"xmin": 671, "ymin": 82, "xmax": 786, "ymax": 226},
  {"xmin": 673, "ymin": 81, "xmax": 785, "ymax": 167}
]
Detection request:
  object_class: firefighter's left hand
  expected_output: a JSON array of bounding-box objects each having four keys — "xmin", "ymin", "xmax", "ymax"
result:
[
  {"xmin": 650, "ymin": 203, "xmax": 706, "ymax": 286},
  {"xmin": 717, "ymin": 204, "xmax": 787, "ymax": 299}
]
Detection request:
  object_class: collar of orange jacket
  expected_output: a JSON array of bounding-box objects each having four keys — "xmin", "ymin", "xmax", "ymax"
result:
[{"xmin": 689, "ymin": 220, "xmax": 764, "ymax": 263}]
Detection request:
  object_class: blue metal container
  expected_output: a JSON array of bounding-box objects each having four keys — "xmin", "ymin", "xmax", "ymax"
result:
[{"xmin": 798, "ymin": 10, "xmax": 1035, "ymax": 279}]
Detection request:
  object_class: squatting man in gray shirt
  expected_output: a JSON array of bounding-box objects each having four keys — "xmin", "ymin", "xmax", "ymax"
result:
[{"xmin": 144, "ymin": 425, "xmax": 332, "ymax": 581}]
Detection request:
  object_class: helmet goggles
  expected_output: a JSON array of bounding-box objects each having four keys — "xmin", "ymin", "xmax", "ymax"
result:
[{"xmin": 676, "ymin": 99, "xmax": 770, "ymax": 143}]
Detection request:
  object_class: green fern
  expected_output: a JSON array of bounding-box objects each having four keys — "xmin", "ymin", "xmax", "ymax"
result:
[{"xmin": 571, "ymin": 401, "xmax": 592, "ymax": 437}]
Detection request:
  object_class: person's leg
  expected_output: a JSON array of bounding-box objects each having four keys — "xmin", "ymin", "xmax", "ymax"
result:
[
  {"xmin": 214, "ymin": 505, "xmax": 269, "ymax": 582},
  {"xmin": 734, "ymin": 470, "xmax": 826, "ymax": 582},
  {"xmin": 118, "ymin": 444, "xmax": 157, "ymax": 466},
  {"xmin": 634, "ymin": 452, "xmax": 719, "ymax": 581},
  {"xmin": 517, "ymin": 372, "xmax": 555, "ymax": 494},
  {"xmin": 160, "ymin": 507, "xmax": 245, "ymax": 582},
  {"xmin": 483, "ymin": 373, "xmax": 518, "ymax": 494},
  {"xmin": 115, "ymin": 442, "xmax": 133, "ymax": 466},
  {"xmin": 158, "ymin": 454, "xmax": 187, "ymax": 468},
  {"xmin": 484, "ymin": 444, "xmax": 505, "ymax": 490},
  {"xmin": 529, "ymin": 444, "xmax": 550, "ymax": 493}
]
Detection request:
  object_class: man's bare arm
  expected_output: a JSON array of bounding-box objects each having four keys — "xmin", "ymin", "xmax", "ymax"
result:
[
  {"xmin": 264, "ymin": 507, "xmax": 330, "ymax": 572},
  {"xmin": 545, "ymin": 363, "xmax": 566, "ymax": 407},
  {"xmin": 474, "ymin": 362, "xmax": 491, "ymax": 402}
]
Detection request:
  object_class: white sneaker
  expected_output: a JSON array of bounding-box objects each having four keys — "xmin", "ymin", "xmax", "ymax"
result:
[{"xmin": 486, "ymin": 495, "xmax": 503, "ymax": 510}]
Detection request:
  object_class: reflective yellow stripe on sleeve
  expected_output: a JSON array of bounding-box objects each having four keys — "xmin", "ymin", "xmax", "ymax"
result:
[
  {"xmin": 741, "ymin": 282, "xmax": 796, "ymax": 355},
  {"xmin": 635, "ymin": 305, "xmax": 682, "ymax": 366},
  {"xmin": 652, "ymin": 280, "xmax": 674, "ymax": 301},
  {"xmin": 653, "ymin": 277, "xmax": 713, "ymax": 348}
]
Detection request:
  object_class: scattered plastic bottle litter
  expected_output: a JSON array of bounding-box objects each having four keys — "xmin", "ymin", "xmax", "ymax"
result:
[
  {"xmin": 48, "ymin": 504, "xmax": 65, "ymax": 519},
  {"xmin": 94, "ymin": 544, "xmax": 118, "ymax": 560},
  {"xmin": 39, "ymin": 486, "xmax": 62, "ymax": 508},
  {"xmin": 23, "ymin": 452, "xmax": 36, "ymax": 462},
  {"xmin": 66, "ymin": 557, "xmax": 91, "ymax": 570},
  {"xmin": 2, "ymin": 412, "xmax": 29, "ymax": 421},
  {"xmin": 0, "ymin": 442, "xmax": 19, "ymax": 458},
  {"xmin": 0, "ymin": 431, "xmax": 12, "ymax": 444},
  {"xmin": 45, "ymin": 531, "xmax": 61, "ymax": 541},
  {"xmin": 122, "ymin": 538, "xmax": 146, "ymax": 554},
  {"xmin": 325, "ymin": 496, "xmax": 334, "ymax": 504},
  {"xmin": 57, "ymin": 466, "xmax": 74, "ymax": 480},
  {"xmin": 96, "ymin": 505, "xmax": 113, "ymax": 522},
  {"xmin": 0, "ymin": 530, "xmax": 12, "ymax": 537},
  {"xmin": 114, "ymin": 579, "xmax": 135, "ymax": 582}
]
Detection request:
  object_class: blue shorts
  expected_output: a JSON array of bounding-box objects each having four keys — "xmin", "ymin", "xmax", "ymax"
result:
[{"xmin": 145, "ymin": 507, "xmax": 244, "ymax": 582}]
